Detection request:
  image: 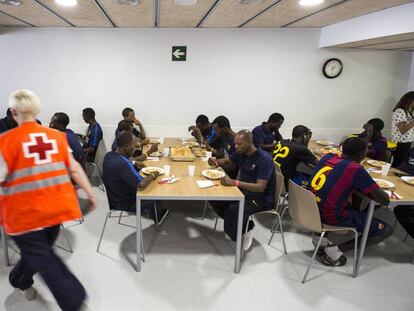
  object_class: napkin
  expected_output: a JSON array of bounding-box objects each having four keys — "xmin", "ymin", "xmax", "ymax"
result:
[
  {"xmin": 159, "ymin": 175, "xmax": 180, "ymax": 184},
  {"xmin": 146, "ymin": 157, "xmax": 160, "ymax": 161},
  {"xmin": 196, "ymin": 180, "xmax": 218, "ymax": 188}
]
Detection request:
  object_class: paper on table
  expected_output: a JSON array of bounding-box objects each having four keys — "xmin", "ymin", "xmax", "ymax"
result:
[
  {"xmin": 146, "ymin": 157, "xmax": 160, "ymax": 161},
  {"xmin": 196, "ymin": 180, "xmax": 215, "ymax": 188}
]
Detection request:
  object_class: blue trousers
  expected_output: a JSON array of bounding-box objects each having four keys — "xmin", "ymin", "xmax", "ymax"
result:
[{"xmin": 9, "ymin": 225, "xmax": 86, "ymax": 311}]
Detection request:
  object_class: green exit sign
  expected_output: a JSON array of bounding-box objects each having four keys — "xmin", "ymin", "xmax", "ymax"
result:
[{"xmin": 172, "ymin": 46, "xmax": 187, "ymax": 61}]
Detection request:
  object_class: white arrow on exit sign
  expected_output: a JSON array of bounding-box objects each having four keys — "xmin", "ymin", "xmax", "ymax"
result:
[{"xmin": 173, "ymin": 49, "xmax": 185, "ymax": 59}]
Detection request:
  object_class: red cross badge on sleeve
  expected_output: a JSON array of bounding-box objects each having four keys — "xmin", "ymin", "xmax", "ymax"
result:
[{"xmin": 22, "ymin": 133, "xmax": 58, "ymax": 165}]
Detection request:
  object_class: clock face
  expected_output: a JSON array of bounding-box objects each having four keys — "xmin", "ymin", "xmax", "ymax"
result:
[{"xmin": 323, "ymin": 58, "xmax": 343, "ymax": 79}]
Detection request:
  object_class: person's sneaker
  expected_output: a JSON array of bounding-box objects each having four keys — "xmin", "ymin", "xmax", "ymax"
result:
[
  {"xmin": 18, "ymin": 286, "xmax": 36, "ymax": 301},
  {"xmin": 318, "ymin": 252, "xmax": 347, "ymax": 266},
  {"xmin": 79, "ymin": 303, "xmax": 93, "ymax": 311},
  {"xmin": 155, "ymin": 208, "xmax": 170, "ymax": 225},
  {"xmin": 243, "ymin": 229, "xmax": 254, "ymax": 251},
  {"xmin": 312, "ymin": 234, "xmax": 329, "ymax": 249},
  {"xmin": 224, "ymin": 233, "xmax": 232, "ymax": 240}
]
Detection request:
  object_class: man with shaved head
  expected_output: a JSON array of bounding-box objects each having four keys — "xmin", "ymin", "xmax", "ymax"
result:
[{"xmin": 208, "ymin": 130, "xmax": 276, "ymax": 251}]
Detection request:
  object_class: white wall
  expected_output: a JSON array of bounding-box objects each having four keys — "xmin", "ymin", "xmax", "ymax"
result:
[
  {"xmin": 320, "ymin": 2, "xmax": 414, "ymax": 47},
  {"xmin": 408, "ymin": 52, "xmax": 414, "ymax": 91},
  {"xmin": 0, "ymin": 27, "xmax": 411, "ymax": 146}
]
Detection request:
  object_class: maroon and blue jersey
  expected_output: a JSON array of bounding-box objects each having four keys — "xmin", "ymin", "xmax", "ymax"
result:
[
  {"xmin": 359, "ymin": 132, "xmax": 387, "ymax": 161},
  {"xmin": 308, "ymin": 154, "xmax": 379, "ymax": 225}
]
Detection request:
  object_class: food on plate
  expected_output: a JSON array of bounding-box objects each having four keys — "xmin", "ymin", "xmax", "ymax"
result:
[
  {"xmin": 148, "ymin": 138, "xmax": 161, "ymax": 144},
  {"xmin": 316, "ymin": 140, "xmax": 335, "ymax": 146},
  {"xmin": 170, "ymin": 146, "xmax": 194, "ymax": 158},
  {"xmin": 192, "ymin": 147, "xmax": 207, "ymax": 157},
  {"xmin": 366, "ymin": 160, "xmax": 388, "ymax": 168},
  {"xmin": 319, "ymin": 146, "xmax": 342, "ymax": 156},
  {"xmin": 373, "ymin": 178, "xmax": 394, "ymax": 189},
  {"xmin": 202, "ymin": 169, "xmax": 225, "ymax": 180},
  {"xmin": 142, "ymin": 167, "xmax": 164, "ymax": 175},
  {"xmin": 401, "ymin": 176, "xmax": 414, "ymax": 186}
]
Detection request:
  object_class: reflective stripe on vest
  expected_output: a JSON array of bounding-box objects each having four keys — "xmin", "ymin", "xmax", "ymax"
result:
[
  {"xmin": 6, "ymin": 161, "xmax": 66, "ymax": 182},
  {"xmin": 4, "ymin": 174, "xmax": 71, "ymax": 195}
]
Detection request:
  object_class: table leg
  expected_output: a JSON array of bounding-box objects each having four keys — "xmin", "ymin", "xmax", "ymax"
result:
[
  {"xmin": 136, "ymin": 197, "xmax": 142, "ymax": 272},
  {"xmin": 234, "ymin": 198, "xmax": 245, "ymax": 274},
  {"xmin": 355, "ymin": 200, "xmax": 375, "ymax": 277},
  {"xmin": 1, "ymin": 226, "xmax": 9, "ymax": 266}
]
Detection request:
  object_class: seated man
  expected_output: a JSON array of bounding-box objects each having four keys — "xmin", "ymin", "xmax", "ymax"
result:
[
  {"xmin": 0, "ymin": 108, "xmax": 18, "ymax": 133},
  {"xmin": 115, "ymin": 107, "xmax": 146, "ymax": 140},
  {"xmin": 210, "ymin": 116, "xmax": 238, "ymax": 179},
  {"xmin": 112, "ymin": 120, "xmax": 158, "ymax": 162},
  {"xmin": 252, "ymin": 113, "xmax": 284, "ymax": 151},
  {"xmin": 210, "ymin": 116, "xmax": 236, "ymax": 158},
  {"xmin": 49, "ymin": 112, "xmax": 85, "ymax": 164},
  {"xmin": 81, "ymin": 108, "xmax": 103, "ymax": 162},
  {"xmin": 103, "ymin": 131, "xmax": 169, "ymax": 223},
  {"xmin": 308, "ymin": 137, "xmax": 391, "ymax": 266},
  {"xmin": 394, "ymin": 146, "xmax": 414, "ymax": 239},
  {"xmin": 188, "ymin": 114, "xmax": 216, "ymax": 145},
  {"xmin": 358, "ymin": 118, "xmax": 387, "ymax": 161},
  {"xmin": 208, "ymin": 130, "xmax": 276, "ymax": 251},
  {"xmin": 273, "ymin": 125, "xmax": 317, "ymax": 189}
]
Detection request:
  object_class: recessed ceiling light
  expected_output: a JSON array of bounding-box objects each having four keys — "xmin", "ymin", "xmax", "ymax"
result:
[
  {"xmin": 175, "ymin": 0, "xmax": 197, "ymax": 6},
  {"xmin": 115, "ymin": 0, "xmax": 139, "ymax": 5},
  {"xmin": 239, "ymin": 0, "xmax": 263, "ymax": 4},
  {"xmin": 55, "ymin": 0, "xmax": 77, "ymax": 6},
  {"xmin": 299, "ymin": 0, "xmax": 324, "ymax": 6},
  {"xmin": 0, "ymin": 0, "xmax": 21, "ymax": 5}
]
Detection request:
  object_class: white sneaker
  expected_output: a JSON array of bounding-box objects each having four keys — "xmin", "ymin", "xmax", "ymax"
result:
[
  {"xmin": 224, "ymin": 233, "xmax": 232, "ymax": 240},
  {"xmin": 18, "ymin": 286, "xmax": 36, "ymax": 301},
  {"xmin": 243, "ymin": 230, "xmax": 254, "ymax": 251},
  {"xmin": 79, "ymin": 303, "xmax": 93, "ymax": 311}
]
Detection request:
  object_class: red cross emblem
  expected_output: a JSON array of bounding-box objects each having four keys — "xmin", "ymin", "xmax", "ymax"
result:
[{"xmin": 22, "ymin": 133, "xmax": 58, "ymax": 165}]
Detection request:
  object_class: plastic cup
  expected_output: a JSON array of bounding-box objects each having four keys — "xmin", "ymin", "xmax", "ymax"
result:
[
  {"xmin": 206, "ymin": 151, "xmax": 212, "ymax": 158},
  {"xmin": 163, "ymin": 148, "xmax": 169, "ymax": 157},
  {"xmin": 188, "ymin": 165, "xmax": 195, "ymax": 176},
  {"xmin": 159, "ymin": 137, "xmax": 164, "ymax": 144},
  {"xmin": 381, "ymin": 163, "xmax": 391, "ymax": 176},
  {"xmin": 163, "ymin": 165, "xmax": 171, "ymax": 176}
]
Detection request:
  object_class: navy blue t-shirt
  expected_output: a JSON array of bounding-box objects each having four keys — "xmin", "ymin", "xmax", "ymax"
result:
[
  {"xmin": 230, "ymin": 149, "xmax": 276, "ymax": 208},
  {"xmin": 65, "ymin": 128, "xmax": 84, "ymax": 163},
  {"xmin": 400, "ymin": 147, "xmax": 414, "ymax": 175},
  {"xmin": 83, "ymin": 122, "xmax": 103, "ymax": 149},
  {"xmin": 252, "ymin": 122, "xmax": 275, "ymax": 147},
  {"xmin": 103, "ymin": 151, "xmax": 143, "ymax": 211}
]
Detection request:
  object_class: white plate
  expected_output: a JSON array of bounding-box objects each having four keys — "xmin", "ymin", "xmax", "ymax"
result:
[
  {"xmin": 148, "ymin": 138, "xmax": 161, "ymax": 144},
  {"xmin": 366, "ymin": 159, "xmax": 387, "ymax": 168},
  {"xmin": 401, "ymin": 176, "xmax": 414, "ymax": 186},
  {"xmin": 150, "ymin": 151, "xmax": 162, "ymax": 157},
  {"xmin": 201, "ymin": 169, "xmax": 225, "ymax": 180},
  {"xmin": 141, "ymin": 167, "xmax": 164, "ymax": 175},
  {"xmin": 373, "ymin": 178, "xmax": 395, "ymax": 189},
  {"xmin": 184, "ymin": 141, "xmax": 199, "ymax": 147},
  {"xmin": 316, "ymin": 140, "xmax": 335, "ymax": 146}
]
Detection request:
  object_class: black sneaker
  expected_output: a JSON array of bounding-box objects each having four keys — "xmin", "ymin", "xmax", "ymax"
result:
[
  {"xmin": 155, "ymin": 209, "xmax": 170, "ymax": 225},
  {"xmin": 317, "ymin": 252, "xmax": 347, "ymax": 267}
]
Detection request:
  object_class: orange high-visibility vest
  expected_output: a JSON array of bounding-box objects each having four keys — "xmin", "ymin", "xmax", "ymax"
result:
[{"xmin": 0, "ymin": 121, "xmax": 81, "ymax": 234}]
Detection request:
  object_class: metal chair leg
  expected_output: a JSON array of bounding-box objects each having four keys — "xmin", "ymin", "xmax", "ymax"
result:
[
  {"xmin": 118, "ymin": 211, "xmax": 123, "ymax": 225},
  {"xmin": 268, "ymin": 217, "xmax": 279, "ymax": 245},
  {"xmin": 153, "ymin": 203, "xmax": 160, "ymax": 230},
  {"xmin": 97, "ymin": 211, "xmax": 112, "ymax": 252},
  {"xmin": 1, "ymin": 227, "xmax": 10, "ymax": 266},
  {"xmin": 60, "ymin": 225, "xmax": 73, "ymax": 253},
  {"xmin": 277, "ymin": 213, "xmax": 287, "ymax": 254},
  {"xmin": 352, "ymin": 230, "xmax": 358, "ymax": 278},
  {"xmin": 302, "ymin": 231, "xmax": 326, "ymax": 284},
  {"xmin": 192, "ymin": 201, "xmax": 209, "ymax": 220},
  {"xmin": 140, "ymin": 230, "xmax": 145, "ymax": 263},
  {"xmin": 213, "ymin": 217, "xmax": 219, "ymax": 231}
]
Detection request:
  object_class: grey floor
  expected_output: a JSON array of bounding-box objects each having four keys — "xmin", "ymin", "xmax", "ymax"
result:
[{"xmin": 1, "ymin": 187, "xmax": 414, "ymax": 311}]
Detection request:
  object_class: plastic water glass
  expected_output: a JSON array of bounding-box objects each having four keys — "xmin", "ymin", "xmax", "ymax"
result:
[
  {"xmin": 206, "ymin": 151, "xmax": 212, "ymax": 158},
  {"xmin": 163, "ymin": 148, "xmax": 169, "ymax": 157},
  {"xmin": 163, "ymin": 165, "xmax": 171, "ymax": 176},
  {"xmin": 381, "ymin": 163, "xmax": 391, "ymax": 176},
  {"xmin": 188, "ymin": 165, "xmax": 195, "ymax": 176},
  {"xmin": 159, "ymin": 137, "xmax": 164, "ymax": 144}
]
